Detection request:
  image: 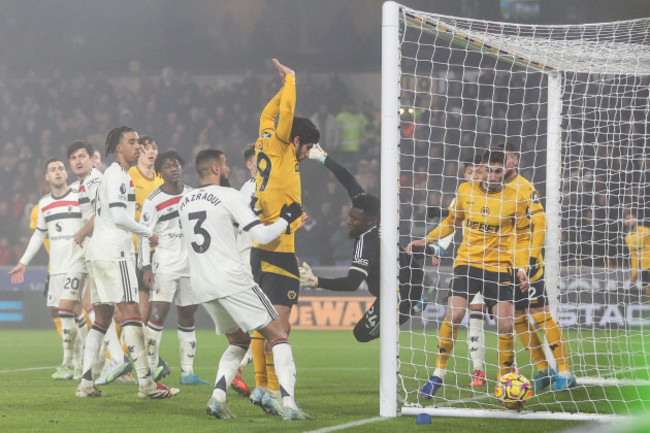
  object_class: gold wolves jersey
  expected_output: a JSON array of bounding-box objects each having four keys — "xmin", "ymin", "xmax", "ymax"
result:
[
  {"xmin": 506, "ymin": 174, "xmax": 546, "ymax": 282},
  {"xmin": 128, "ymin": 166, "xmax": 163, "ymax": 253},
  {"xmin": 253, "ymin": 74, "xmax": 300, "ymax": 253},
  {"xmin": 625, "ymin": 225, "xmax": 650, "ymax": 279},
  {"xmin": 426, "ymin": 180, "xmax": 531, "ymax": 273}
]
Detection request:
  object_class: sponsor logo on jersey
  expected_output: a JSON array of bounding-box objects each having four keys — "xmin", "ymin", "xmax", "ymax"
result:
[{"xmin": 481, "ymin": 206, "xmax": 490, "ymax": 216}]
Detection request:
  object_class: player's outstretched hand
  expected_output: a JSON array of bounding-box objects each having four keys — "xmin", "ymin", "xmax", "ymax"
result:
[
  {"xmin": 149, "ymin": 233, "xmax": 159, "ymax": 248},
  {"xmin": 8, "ymin": 263, "xmax": 26, "ymax": 284},
  {"xmin": 406, "ymin": 239, "xmax": 426, "ymax": 254},
  {"xmin": 299, "ymin": 262, "xmax": 318, "ymax": 288},
  {"xmin": 308, "ymin": 143, "xmax": 327, "ymax": 163},
  {"xmin": 272, "ymin": 58, "xmax": 294, "ymax": 82},
  {"xmin": 517, "ymin": 268, "xmax": 530, "ymax": 292},
  {"xmin": 280, "ymin": 202, "xmax": 303, "ymax": 224}
]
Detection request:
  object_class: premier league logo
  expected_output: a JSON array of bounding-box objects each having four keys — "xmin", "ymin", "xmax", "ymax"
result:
[
  {"xmin": 120, "ymin": 183, "xmax": 127, "ymax": 194},
  {"xmin": 142, "ymin": 212, "xmax": 149, "ymax": 222}
]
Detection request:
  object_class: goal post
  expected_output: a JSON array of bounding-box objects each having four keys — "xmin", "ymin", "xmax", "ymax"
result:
[{"xmin": 380, "ymin": 1, "xmax": 650, "ymax": 421}]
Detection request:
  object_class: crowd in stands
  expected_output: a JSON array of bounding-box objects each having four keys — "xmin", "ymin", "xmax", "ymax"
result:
[
  {"xmin": 0, "ymin": 66, "xmax": 647, "ymax": 270},
  {"xmin": 0, "ymin": 68, "xmax": 381, "ymax": 266}
]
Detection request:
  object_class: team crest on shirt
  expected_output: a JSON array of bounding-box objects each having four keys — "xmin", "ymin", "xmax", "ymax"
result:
[
  {"xmin": 120, "ymin": 183, "xmax": 127, "ymax": 194},
  {"xmin": 481, "ymin": 207, "xmax": 490, "ymax": 216},
  {"xmin": 531, "ymin": 191, "xmax": 540, "ymax": 203},
  {"xmin": 67, "ymin": 205, "xmax": 73, "ymax": 213},
  {"xmin": 287, "ymin": 291, "xmax": 297, "ymax": 300}
]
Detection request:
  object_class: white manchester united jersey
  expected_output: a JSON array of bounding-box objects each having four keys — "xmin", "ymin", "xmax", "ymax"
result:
[
  {"xmin": 78, "ymin": 167, "xmax": 103, "ymax": 223},
  {"xmin": 179, "ymin": 184, "xmax": 261, "ymax": 302},
  {"xmin": 33, "ymin": 190, "xmax": 86, "ymax": 275},
  {"xmin": 86, "ymin": 162, "xmax": 146, "ymax": 261},
  {"xmin": 237, "ymin": 178, "xmax": 257, "ymax": 264},
  {"xmin": 138, "ymin": 185, "xmax": 192, "ymax": 276}
]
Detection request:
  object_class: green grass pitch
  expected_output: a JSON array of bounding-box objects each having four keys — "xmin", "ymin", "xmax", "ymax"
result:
[{"xmin": 0, "ymin": 328, "xmax": 646, "ymax": 432}]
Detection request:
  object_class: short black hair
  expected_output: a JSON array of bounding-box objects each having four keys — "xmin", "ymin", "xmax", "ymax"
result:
[
  {"xmin": 195, "ymin": 149, "xmax": 224, "ymax": 179},
  {"xmin": 45, "ymin": 158, "xmax": 65, "ymax": 172},
  {"xmin": 493, "ymin": 142, "xmax": 518, "ymax": 154},
  {"xmin": 154, "ymin": 150, "xmax": 184, "ymax": 174},
  {"xmin": 243, "ymin": 143, "xmax": 256, "ymax": 163},
  {"xmin": 66, "ymin": 140, "xmax": 94, "ymax": 159},
  {"xmin": 352, "ymin": 193, "xmax": 380, "ymax": 217},
  {"xmin": 105, "ymin": 126, "xmax": 135, "ymax": 156},
  {"xmin": 481, "ymin": 149, "xmax": 506, "ymax": 165},
  {"xmin": 138, "ymin": 135, "xmax": 155, "ymax": 145},
  {"xmin": 290, "ymin": 117, "xmax": 320, "ymax": 146},
  {"xmin": 463, "ymin": 153, "xmax": 483, "ymax": 171}
]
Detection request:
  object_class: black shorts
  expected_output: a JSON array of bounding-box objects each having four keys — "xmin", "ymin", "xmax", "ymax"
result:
[
  {"xmin": 450, "ymin": 265, "xmax": 514, "ymax": 310},
  {"xmin": 514, "ymin": 277, "xmax": 549, "ymax": 311},
  {"xmin": 135, "ymin": 252, "xmax": 154, "ymax": 294},
  {"xmin": 641, "ymin": 269, "xmax": 650, "ymax": 288},
  {"xmin": 250, "ymin": 247, "xmax": 299, "ymax": 307}
]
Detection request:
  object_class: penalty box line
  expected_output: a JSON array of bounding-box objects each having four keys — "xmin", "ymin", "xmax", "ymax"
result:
[{"xmin": 0, "ymin": 365, "xmax": 58, "ymax": 374}]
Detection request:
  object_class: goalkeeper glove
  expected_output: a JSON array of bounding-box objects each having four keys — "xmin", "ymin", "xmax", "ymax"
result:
[
  {"xmin": 308, "ymin": 143, "xmax": 327, "ymax": 163},
  {"xmin": 299, "ymin": 262, "xmax": 318, "ymax": 288},
  {"xmin": 427, "ymin": 242, "xmax": 446, "ymax": 258},
  {"xmin": 279, "ymin": 202, "xmax": 303, "ymax": 224}
]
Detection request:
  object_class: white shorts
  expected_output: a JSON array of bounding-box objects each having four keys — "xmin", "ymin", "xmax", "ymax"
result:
[
  {"xmin": 470, "ymin": 292, "xmax": 485, "ymax": 306},
  {"xmin": 87, "ymin": 260, "xmax": 138, "ymax": 305},
  {"xmin": 202, "ymin": 284, "xmax": 278, "ymax": 335},
  {"xmin": 48, "ymin": 272, "xmax": 88, "ymax": 307},
  {"xmin": 151, "ymin": 274, "xmax": 197, "ymax": 307}
]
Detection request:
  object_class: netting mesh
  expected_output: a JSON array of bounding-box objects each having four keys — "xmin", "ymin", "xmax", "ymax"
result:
[{"xmin": 394, "ymin": 6, "xmax": 650, "ymax": 417}]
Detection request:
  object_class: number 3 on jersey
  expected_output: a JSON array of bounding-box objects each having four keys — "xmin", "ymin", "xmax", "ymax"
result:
[{"xmin": 188, "ymin": 211, "xmax": 210, "ymax": 253}]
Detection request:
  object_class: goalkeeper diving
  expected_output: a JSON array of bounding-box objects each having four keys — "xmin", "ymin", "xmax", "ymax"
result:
[{"xmin": 298, "ymin": 145, "xmax": 424, "ymax": 342}]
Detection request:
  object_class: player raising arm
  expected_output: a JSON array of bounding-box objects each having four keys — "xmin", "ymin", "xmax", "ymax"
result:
[
  {"xmin": 411, "ymin": 150, "xmax": 530, "ymax": 399},
  {"xmin": 179, "ymin": 149, "xmax": 310, "ymax": 421},
  {"xmin": 299, "ymin": 145, "xmax": 424, "ymax": 342},
  {"xmin": 248, "ymin": 58, "xmax": 320, "ymax": 415}
]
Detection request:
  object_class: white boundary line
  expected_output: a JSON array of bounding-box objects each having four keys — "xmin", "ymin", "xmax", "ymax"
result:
[
  {"xmin": 304, "ymin": 416, "xmax": 387, "ymax": 433},
  {"xmin": 0, "ymin": 366, "xmax": 57, "ymax": 374}
]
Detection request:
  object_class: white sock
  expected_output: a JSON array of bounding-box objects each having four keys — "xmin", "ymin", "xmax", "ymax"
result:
[
  {"xmin": 105, "ymin": 321, "xmax": 126, "ymax": 364},
  {"xmin": 433, "ymin": 368, "xmax": 447, "ymax": 380},
  {"xmin": 559, "ymin": 371, "xmax": 573, "ymax": 379},
  {"xmin": 238, "ymin": 346, "xmax": 253, "ymax": 371},
  {"xmin": 73, "ymin": 314, "xmax": 89, "ymax": 370},
  {"xmin": 271, "ymin": 340, "xmax": 297, "ymax": 409},
  {"xmin": 122, "ymin": 320, "xmax": 155, "ymax": 388},
  {"xmin": 59, "ymin": 310, "xmax": 78, "ymax": 368},
  {"xmin": 145, "ymin": 321, "xmax": 163, "ymax": 372},
  {"xmin": 177, "ymin": 326, "xmax": 196, "ymax": 376},
  {"xmin": 468, "ymin": 312, "xmax": 485, "ymax": 372},
  {"xmin": 81, "ymin": 325, "xmax": 107, "ymax": 388},
  {"xmin": 211, "ymin": 344, "xmax": 247, "ymax": 401}
]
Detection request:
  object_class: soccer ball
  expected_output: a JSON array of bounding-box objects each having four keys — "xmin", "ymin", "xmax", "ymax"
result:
[{"xmin": 494, "ymin": 372, "xmax": 533, "ymax": 409}]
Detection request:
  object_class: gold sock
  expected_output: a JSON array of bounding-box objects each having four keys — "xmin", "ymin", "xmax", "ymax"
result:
[
  {"xmin": 533, "ymin": 311, "xmax": 570, "ymax": 372},
  {"xmin": 514, "ymin": 314, "xmax": 548, "ymax": 371},
  {"xmin": 83, "ymin": 309, "xmax": 92, "ymax": 328},
  {"xmin": 251, "ymin": 330, "xmax": 267, "ymax": 387},
  {"xmin": 265, "ymin": 350, "xmax": 280, "ymax": 392},
  {"xmin": 52, "ymin": 317, "xmax": 62, "ymax": 337},
  {"xmin": 435, "ymin": 319, "xmax": 458, "ymax": 370},
  {"xmin": 497, "ymin": 334, "xmax": 515, "ymax": 379}
]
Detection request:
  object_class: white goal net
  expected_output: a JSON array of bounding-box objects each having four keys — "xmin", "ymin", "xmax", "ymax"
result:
[{"xmin": 380, "ymin": 1, "xmax": 650, "ymax": 421}]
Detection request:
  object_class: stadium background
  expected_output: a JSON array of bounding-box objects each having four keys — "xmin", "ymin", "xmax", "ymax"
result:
[{"xmin": 0, "ymin": 0, "xmax": 648, "ymax": 328}]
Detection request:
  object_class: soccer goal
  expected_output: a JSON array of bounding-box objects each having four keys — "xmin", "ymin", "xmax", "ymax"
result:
[{"xmin": 380, "ymin": 0, "xmax": 650, "ymax": 421}]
